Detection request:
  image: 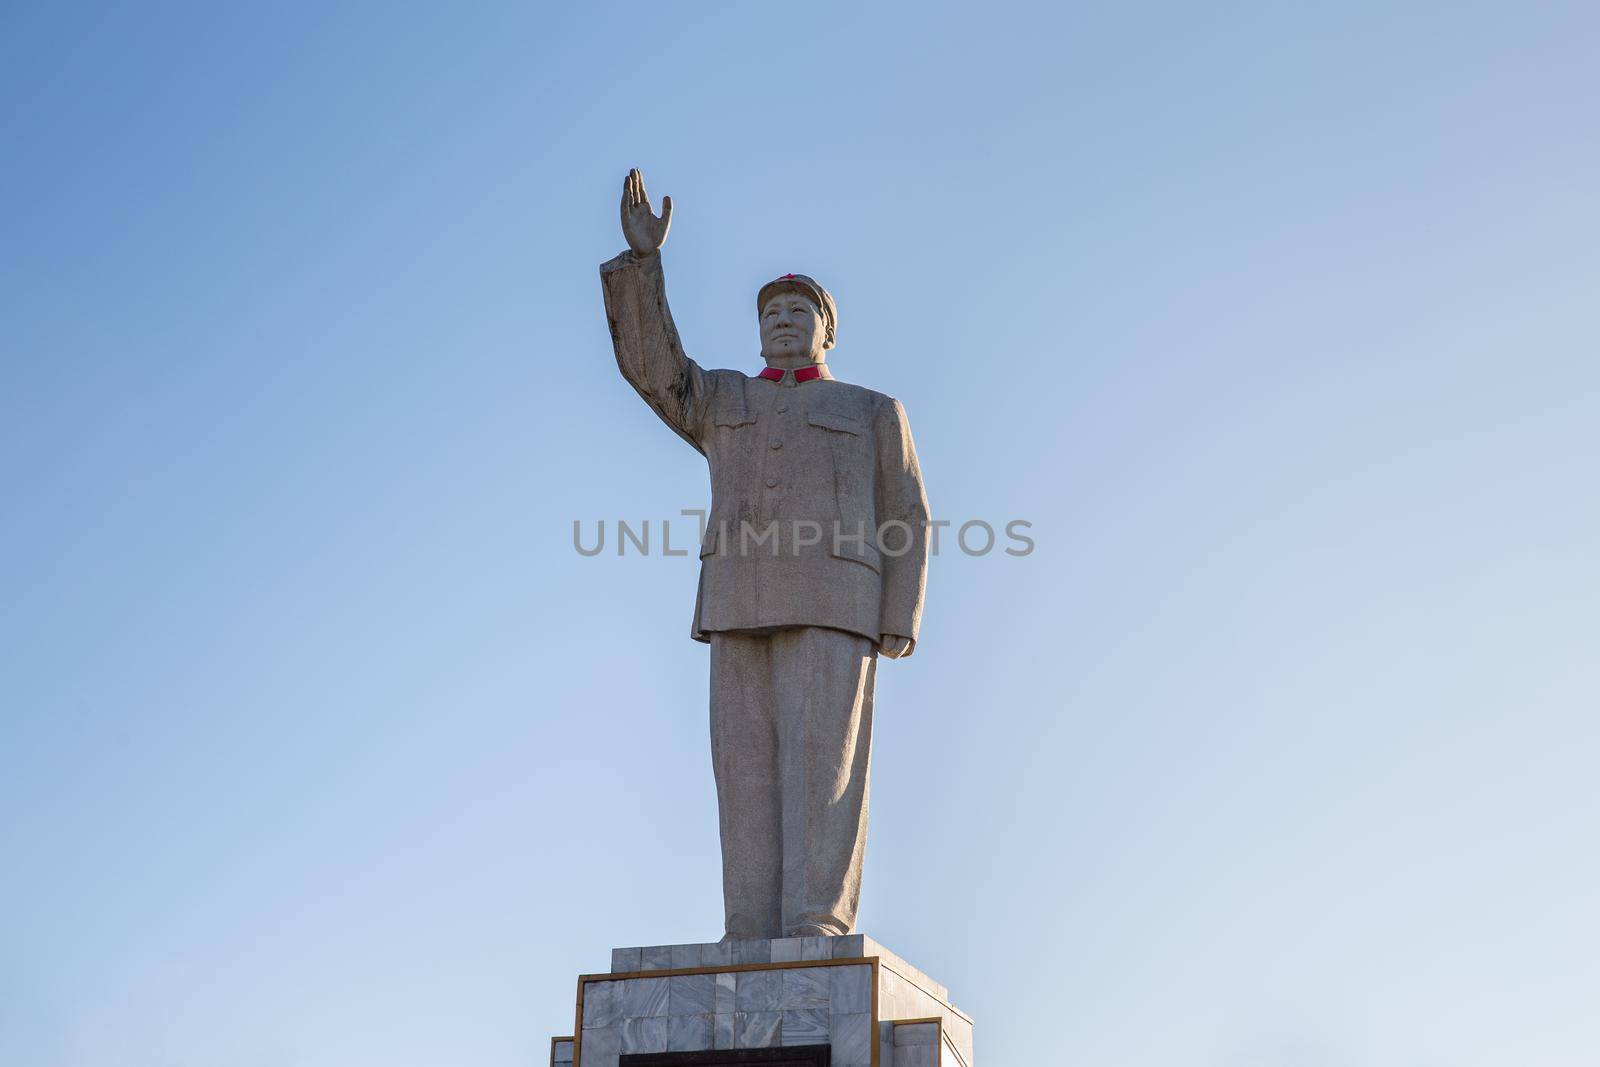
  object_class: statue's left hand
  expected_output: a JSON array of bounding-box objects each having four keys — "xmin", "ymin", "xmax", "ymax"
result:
[
  {"xmin": 879, "ymin": 635, "xmax": 913, "ymax": 659},
  {"xmin": 620, "ymin": 167, "xmax": 672, "ymax": 257}
]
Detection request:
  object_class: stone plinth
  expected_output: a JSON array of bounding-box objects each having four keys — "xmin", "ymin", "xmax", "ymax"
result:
[{"xmin": 548, "ymin": 935, "xmax": 972, "ymax": 1067}]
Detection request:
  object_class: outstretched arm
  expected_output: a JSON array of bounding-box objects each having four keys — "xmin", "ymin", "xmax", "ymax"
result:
[{"xmin": 600, "ymin": 169, "xmax": 712, "ymax": 451}]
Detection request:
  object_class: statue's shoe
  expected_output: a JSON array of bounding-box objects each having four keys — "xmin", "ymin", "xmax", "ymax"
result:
[{"xmin": 784, "ymin": 922, "xmax": 844, "ymax": 938}]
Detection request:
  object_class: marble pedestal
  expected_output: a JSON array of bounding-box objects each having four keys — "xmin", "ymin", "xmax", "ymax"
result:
[{"xmin": 548, "ymin": 935, "xmax": 972, "ymax": 1067}]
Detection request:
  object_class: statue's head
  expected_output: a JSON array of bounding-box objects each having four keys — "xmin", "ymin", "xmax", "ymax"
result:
[{"xmin": 757, "ymin": 274, "xmax": 836, "ymax": 364}]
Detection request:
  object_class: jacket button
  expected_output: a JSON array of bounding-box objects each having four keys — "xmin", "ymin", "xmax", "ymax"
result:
[
  {"xmin": 770, "ymin": 439, "xmax": 783, "ymax": 450},
  {"xmin": 766, "ymin": 476, "xmax": 779, "ymax": 488},
  {"xmin": 775, "ymin": 402, "xmax": 789, "ymax": 413}
]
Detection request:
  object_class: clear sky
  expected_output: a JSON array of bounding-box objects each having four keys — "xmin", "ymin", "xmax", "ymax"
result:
[{"xmin": 3, "ymin": 3, "xmax": 1597, "ymax": 1065}]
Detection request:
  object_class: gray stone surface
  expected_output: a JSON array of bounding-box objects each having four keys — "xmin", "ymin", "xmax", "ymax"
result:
[
  {"xmin": 894, "ymin": 1021, "xmax": 939, "ymax": 1045},
  {"xmin": 830, "ymin": 963, "xmax": 872, "ymax": 1014},
  {"xmin": 621, "ymin": 1016, "xmax": 668, "ymax": 1054},
  {"xmin": 734, "ymin": 1010, "xmax": 782, "ymax": 1048},
  {"xmin": 581, "ymin": 981, "xmax": 619, "ymax": 1029},
  {"xmin": 829, "ymin": 934, "xmax": 869, "ymax": 960},
  {"xmin": 579, "ymin": 1026, "xmax": 619, "ymax": 1067},
  {"xmin": 772, "ymin": 935, "xmax": 831, "ymax": 962},
  {"xmin": 892, "ymin": 1019, "xmax": 945, "ymax": 1067},
  {"xmin": 568, "ymin": 933, "xmax": 972, "ymax": 1064},
  {"xmin": 552, "ymin": 1037, "xmax": 574, "ymax": 1065},
  {"xmin": 667, "ymin": 1013, "xmax": 712, "ymax": 1052},
  {"xmin": 712, "ymin": 628, "xmax": 876, "ymax": 939},
  {"xmin": 605, "ymin": 171, "xmax": 930, "ymax": 652},
  {"xmin": 619, "ymin": 976, "xmax": 668, "ymax": 1019},
  {"xmin": 780, "ymin": 968, "xmax": 830, "ymax": 1010},
  {"xmin": 781, "ymin": 1008, "xmax": 831, "ymax": 1046},
  {"xmin": 603, "ymin": 169, "xmax": 931, "ymax": 940},
  {"xmin": 733, "ymin": 938, "xmax": 772, "ymax": 965},
  {"xmin": 831, "ymin": 1013, "xmax": 872, "ymax": 1067},
  {"xmin": 699, "ymin": 941, "xmax": 734, "ymax": 968},
  {"xmin": 668, "ymin": 972, "xmax": 715, "ymax": 1015},
  {"xmin": 894, "ymin": 1043, "xmax": 939, "ymax": 1067},
  {"xmin": 613, "ymin": 934, "xmax": 945, "ymax": 998},
  {"xmin": 733, "ymin": 969, "xmax": 782, "ymax": 1012}
]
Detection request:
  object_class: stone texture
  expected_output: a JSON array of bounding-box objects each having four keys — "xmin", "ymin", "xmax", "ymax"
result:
[
  {"xmin": 579, "ymin": 1026, "xmax": 620, "ymax": 1067},
  {"xmin": 781, "ymin": 1008, "xmax": 831, "ymax": 1046},
  {"xmin": 877, "ymin": 949, "xmax": 949, "ymax": 1002},
  {"xmin": 830, "ymin": 964, "xmax": 871, "ymax": 1014},
  {"xmin": 600, "ymin": 239, "xmax": 930, "ymax": 652},
  {"xmin": 582, "ymin": 981, "xmax": 619, "ymax": 1029},
  {"xmin": 772, "ymin": 936, "xmax": 830, "ymax": 962},
  {"xmin": 733, "ymin": 938, "xmax": 771, "ymax": 965},
  {"xmin": 610, "ymin": 947, "xmax": 641, "ymax": 974},
  {"xmin": 668, "ymin": 973, "xmax": 715, "ymax": 1015},
  {"xmin": 621, "ymin": 1016, "xmax": 669, "ymax": 1054},
  {"xmin": 639, "ymin": 945, "xmax": 673, "ymax": 972},
  {"xmin": 575, "ymin": 933, "xmax": 973, "ymax": 1065},
  {"xmin": 831, "ymin": 1013, "xmax": 872, "ymax": 1067},
  {"xmin": 894, "ymin": 1021, "xmax": 939, "ymax": 1046},
  {"xmin": 780, "ymin": 968, "xmax": 830, "ymax": 1010},
  {"xmin": 602, "ymin": 180, "xmax": 931, "ymax": 940},
  {"xmin": 734, "ymin": 1010, "xmax": 782, "ymax": 1048},
  {"xmin": 880, "ymin": 967, "xmax": 944, "ymax": 1023},
  {"xmin": 667, "ymin": 1013, "xmax": 713, "ymax": 1052},
  {"xmin": 619, "ymin": 976, "xmax": 669, "ymax": 1018},
  {"xmin": 713, "ymin": 1012, "xmax": 736, "ymax": 1050},
  {"xmin": 830, "ymin": 934, "xmax": 867, "ymax": 959},
  {"xmin": 711, "ymin": 627, "xmax": 877, "ymax": 939},
  {"xmin": 552, "ymin": 1037, "xmax": 574, "ymax": 1064},
  {"xmin": 734, "ymin": 969, "xmax": 782, "ymax": 1012},
  {"xmin": 699, "ymin": 941, "xmax": 734, "ymax": 968},
  {"xmin": 893, "ymin": 1043, "xmax": 939, "ymax": 1067}
]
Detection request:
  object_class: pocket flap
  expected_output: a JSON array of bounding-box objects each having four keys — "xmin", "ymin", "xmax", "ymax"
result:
[
  {"xmin": 699, "ymin": 521, "xmax": 722, "ymax": 559},
  {"xmin": 807, "ymin": 411, "xmax": 864, "ymax": 435},
  {"xmin": 831, "ymin": 535, "xmax": 882, "ymax": 573},
  {"xmin": 714, "ymin": 409, "xmax": 757, "ymax": 428}
]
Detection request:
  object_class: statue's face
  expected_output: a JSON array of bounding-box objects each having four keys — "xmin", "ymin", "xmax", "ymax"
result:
[{"xmin": 759, "ymin": 291, "xmax": 827, "ymax": 363}]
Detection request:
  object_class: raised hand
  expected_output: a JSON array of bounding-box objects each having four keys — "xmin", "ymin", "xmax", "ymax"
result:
[{"xmin": 620, "ymin": 168, "xmax": 672, "ymax": 257}]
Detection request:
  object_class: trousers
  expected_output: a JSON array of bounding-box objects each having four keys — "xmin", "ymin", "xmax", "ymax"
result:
[{"xmin": 709, "ymin": 626, "xmax": 877, "ymax": 939}]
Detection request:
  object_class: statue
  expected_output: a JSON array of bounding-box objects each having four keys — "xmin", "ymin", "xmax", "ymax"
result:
[{"xmin": 599, "ymin": 169, "xmax": 931, "ymax": 940}]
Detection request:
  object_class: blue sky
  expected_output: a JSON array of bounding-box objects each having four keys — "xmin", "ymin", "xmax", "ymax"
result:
[{"xmin": 3, "ymin": 2, "xmax": 1597, "ymax": 1064}]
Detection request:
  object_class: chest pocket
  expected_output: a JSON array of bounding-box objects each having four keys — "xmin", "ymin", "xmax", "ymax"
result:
[
  {"xmin": 806, "ymin": 411, "xmax": 864, "ymax": 435},
  {"xmin": 808, "ymin": 409, "xmax": 871, "ymax": 505},
  {"xmin": 714, "ymin": 409, "xmax": 758, "ymax": 429}
]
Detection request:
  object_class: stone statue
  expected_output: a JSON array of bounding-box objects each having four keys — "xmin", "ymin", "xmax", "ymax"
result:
[{"xmin": 600, "ymin": 169, "xmax": 931, "ymax": 940}]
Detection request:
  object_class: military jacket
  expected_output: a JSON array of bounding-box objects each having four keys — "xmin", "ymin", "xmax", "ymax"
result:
[{"xmin": 600, "ymin": 250, "xmax": 931, "ymax": 653}]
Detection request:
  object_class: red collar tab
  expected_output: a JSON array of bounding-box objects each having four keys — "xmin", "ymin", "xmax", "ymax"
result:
[{"xmin": 757, "ymin": 365, "xmax": 825, "ymax": 383}]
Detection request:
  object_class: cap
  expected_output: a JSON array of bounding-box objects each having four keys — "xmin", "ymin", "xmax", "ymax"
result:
[{"xmin": 756, "ymin": 273, "xmax": 837, "ymax": 350}]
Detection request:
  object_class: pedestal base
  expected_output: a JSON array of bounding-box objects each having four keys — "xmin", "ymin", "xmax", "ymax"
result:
[{"xmin": 548, "ymin": 935, "xmax": 972, "ymax": 1067}]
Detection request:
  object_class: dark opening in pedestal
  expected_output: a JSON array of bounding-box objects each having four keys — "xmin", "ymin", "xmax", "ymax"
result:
[{"xmin": 620, "ymin": 1047, "xmax": 831, "ymax": 1067}]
